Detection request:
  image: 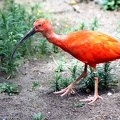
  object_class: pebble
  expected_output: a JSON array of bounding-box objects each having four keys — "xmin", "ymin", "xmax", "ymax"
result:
[{"xmin": 107, "ymin": 92, "xmax": 112, "ymax": 96}]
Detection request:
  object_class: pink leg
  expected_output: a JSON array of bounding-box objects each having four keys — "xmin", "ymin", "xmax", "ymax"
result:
[
  {"xmin": 54, "ymin": 64, "xmax": 87, "ymax": 96},
  {"xmin": 80, "ymin": 68, "xmax": 103, "ymax": 104}
]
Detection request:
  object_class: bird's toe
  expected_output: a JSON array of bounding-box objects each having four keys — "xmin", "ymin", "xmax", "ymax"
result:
[
  {"xmin": 54, "ymin": 86, "xmax": 75, "ymax": 96},
  {"xmin": 80, "ymin": 95, "xmax": 103, "ymax": 104}
]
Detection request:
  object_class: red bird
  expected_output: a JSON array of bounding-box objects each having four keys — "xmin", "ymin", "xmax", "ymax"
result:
[{"xmin": 10, "ymin": 18, "xmax": 120, "ymax": 104}]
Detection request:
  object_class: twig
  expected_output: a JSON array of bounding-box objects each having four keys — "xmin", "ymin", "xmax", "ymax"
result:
[{"xmin": 51, "ymin": 55, "xmax": 58, "ymax": 65}]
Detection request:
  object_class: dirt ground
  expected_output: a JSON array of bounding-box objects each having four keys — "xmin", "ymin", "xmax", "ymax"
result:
[{"xmin": 0, "ymin": 0, "xmax": 120, "ymax": 120}]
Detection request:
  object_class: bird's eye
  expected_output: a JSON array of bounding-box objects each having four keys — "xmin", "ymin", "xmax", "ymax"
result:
[{"xmin": 38, "ymin": 24, "xmax": 41, "ymax": 27}]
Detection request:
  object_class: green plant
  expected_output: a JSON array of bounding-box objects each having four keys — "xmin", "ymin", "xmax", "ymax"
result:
[
  {"xmin": 90, "ymin": 17, "xmax": 98, "ymax": 31},
  {"xmin": 71, "ymin": 102, "xmax": 85, "ymax": 107},
  {"xmin": 50, "ymin": 74, "xmax": 62, "ymax": 91},
  {"xmin": 0, "ymin": 81, "xmax": 19, "ymax": 95},
  {"xmin": 79, "ymin": 66, "xmax": 94, "ymax": 92},
  {"xmin": 52, "ymin": 44, "xmax": 59, "ymax": 53},
  {"xmin": 100, "ymin": 0, "xmax": 120, "ymax": 11},
  {"xmin": 50, "ymin": 73, "xmax": 73, "ymax": 91},
  {"xmin": 62, "ymin": 21, "xmax": 86, "ymax": 34},
  {"xmin": 55, "ymin": 62, "xmax": 65, "ymax": 72},
  {"xmin": 0, "ymin": 0, "xmax": 31, "ymax": 76},
  {"xmin": 98, "ymin": 62, "xmax": 117, "ymax": 89},
  {"xmin": 68, "ymin": 60, "xmax": 78, "ymax": 79},
  {"xmin": 117, "ymin": 21, "xmax": 120, "ymax": 32},
  {"xmin": 60, "ymin": 77, "xmax": 73, "ymax": 88},
  {"xmin": 0, "ymin": 1, "xmax": 28, "ymax": 76},
  {"xmin": 78, "ymin": 0, "xmax": 89, "ymax": 3},
  {"xmin": 39, "ymin": 38, "xmax": 48, "ymax": 55},
  {"xmin": 79, "ymin": 22, "xmax": 86, "ymax": 30},
  {"xmin": 32, "ymin": 81, "xmax": 39, "ymax": 90},
  {"xmin": 0, "ymin": 0, "xmax": 53, "ymax": 77},
  {"xmin": 63, "ymin": 17, "xmax": 98, "ymax": 34},
  {"xmin": 32, "ymin": 112, "xmax": 45, "ymax": 120}
]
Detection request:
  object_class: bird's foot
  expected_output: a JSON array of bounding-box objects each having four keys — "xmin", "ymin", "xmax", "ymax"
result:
[
  {"xmin": 54, "ymin": 85, "xmax": 75, "ymax": 96},
  {"xmin": 80, "ymin": 95, "xmax": 103, "ymax": 104}
]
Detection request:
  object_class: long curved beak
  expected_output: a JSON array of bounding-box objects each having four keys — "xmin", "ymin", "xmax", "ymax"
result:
[{"xmin": 10, "ymin": 27, "xmax": 36, "ymax": 62}]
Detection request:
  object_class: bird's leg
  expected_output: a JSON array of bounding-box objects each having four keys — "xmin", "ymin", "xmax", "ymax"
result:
[
  {"xmin": 80, "ymin": 68, "xmax": 103, "ymax": 104},
  {"xmin": 54, "ymin": 64, "xmax": 87, "ymax": 96}
]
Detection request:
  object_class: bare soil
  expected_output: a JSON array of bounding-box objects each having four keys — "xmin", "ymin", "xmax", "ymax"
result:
[{"xmin": 0, "ymin": 0, "xmax": 120, "ymax": 120}]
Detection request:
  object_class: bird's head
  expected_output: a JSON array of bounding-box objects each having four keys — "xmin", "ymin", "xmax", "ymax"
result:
[
  {"xmin": 10, "ymin": 18, "xmax": 52, "ymax": 61},
  {"xmin": 33, "ymin": 18, "xmax": 52, "ymax": 33}
]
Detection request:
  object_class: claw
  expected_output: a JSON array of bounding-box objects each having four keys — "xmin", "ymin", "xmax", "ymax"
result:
[
  {"xmin": 54, "ymin": 86, "xmax": 75, "ymax": 96},
  {"xmin": 80, "ymin": 95, "xmax": 103, "ymax": 104},
  {"xmin": 61, "ymin": 88, "xmax": 70, "ymax": 96}
]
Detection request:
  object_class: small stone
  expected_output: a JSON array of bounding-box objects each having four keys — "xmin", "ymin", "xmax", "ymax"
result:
[
  {"xmin": 107, "ymin": 92, "xmax": 112, "ymax": 96},
  {"xmin": 73, "ymin": 5, "xmax": 81, "ymax": 13},
  {"xmin": 69, "ymin": 1, "xmax": 78, "ymax": 5}
]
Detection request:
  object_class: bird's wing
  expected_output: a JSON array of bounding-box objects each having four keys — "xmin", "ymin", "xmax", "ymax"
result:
[{"xmin": 64, "ymin": 30, "xmax": 120, "ymax": 67}]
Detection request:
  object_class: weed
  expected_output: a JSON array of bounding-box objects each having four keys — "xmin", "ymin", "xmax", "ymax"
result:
[
  {"xmin": 90, "ymin": 17, "xmax": 98, "ymax": 31},
  {"xmin": 40, "ymin": 38, "xmax": 48, "ymax": 55},
  {"xmin": 79, "ymin": 22, "xmax": 86, "ymax": 30},
  {"xmin": 32, "ymin": 112, "xmax": 45, "ymax": 120},
  {"xmin": 60, "ymin": 77, "xmax": 73, "ymax": 88},
  {"xmin": 117, "ymin": 21, "xmax": 120, "ymax": 32},
  {"xmin": 0, "ymin": 0, "xmax": 29, "ymax": 76},
  {"xmin": 0, "ymin": 81, "xmax": 20, "ymax": 95},
  {"xmin": 55, "ymin": 62, "xmax": 65, "ymax": 72},
  {"xmin": 50, "ymin": 73, "xmax": 73, "ymax": 91},
  {"xmin": 68, "ymin": 60, "xmax": 78, "ymax": 80},
  {"xmin": 72, "ymin": 102, "xmax": 85, "ymax": 107},
  {"xmin": 78, "ymin": 0, "xmax": 89, "ymax": 3},
  {"xmin": 0, "ymin": 0, "xmax": 53, "ymax": 77},
  {"xmin": 50, "ymin": 74, "xmax": 62, "ymax": 91},
  {"xmin": 100, "ymin": 0, "xmax": 120, "ymax": 11},
  {"xmin": 63, "ymin": 18, "xmax": 98, "ymax": 34},
  {"xmin": 52, "ymin": 44, "xmax": 59, "ymax": 53},
  {"xmin": 98, "ymin": 62, "xmax": 116, "ymax": 89},
  {"xmin": 32, "ymin": 81, "xmax": 39, "ymax": 90}
]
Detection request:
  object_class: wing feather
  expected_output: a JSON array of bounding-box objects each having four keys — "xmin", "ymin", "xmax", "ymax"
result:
[{"xmin": 63, "ymin": 30, "xmax": 120, "ymax": 66}]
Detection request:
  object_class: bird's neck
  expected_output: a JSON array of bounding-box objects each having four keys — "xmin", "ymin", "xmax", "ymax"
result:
[{"xmin": 42, "ymin": 29, "xmax": 65, "ymax": 47}]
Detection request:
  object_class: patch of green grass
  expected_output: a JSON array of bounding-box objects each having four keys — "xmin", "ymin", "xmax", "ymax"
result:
[
  {"xmin": 50, "ymin": 74, "xmax": 62, "ymax": 91},
  {"xmin": 32, "ymin": 112, "xmax": 45, "ymax": 120},
  {"xmin": 68, "ymin": 59, "xmax": 78, "ymax": 80},
  {"xmin": 0, "ymin": 81, "xmax": 20, "ymax": 95},
  {"xmin": 60, "ymin": 77, "xmax": 73, "ymax": 88},
  {"xmin": 71, "ymin": 102, "xmax": 85, "ymax": 107},
  {"xmin": 100, "ymin": 0, "xmax": 120, "ymax": 11},
  {"xmin": 90, "ymin": 17, "xmax": 98, "ymax": 31},
  {"xmin": 0, "ymin": 0, "xmax": 53, "ymax": 77},
  {"xmin": 62, "ymin": 17, "xmax": 98, "ymax": 34},
  {"xmin": 0, "ymin": 0, "xmax": 28, "ymax": 76},
  {"xmin": 50, "ymin": 73, "xmax": 73, "ymax": 92},
  {"xmin": 52, "ymin": 44, "xmax": 59, "ymax": 53},
  {"xmin": 55, "ymin": 61, "xmax": 65, "ymax": 72},
  {"xmin": 32, "ymin": 81, "xmax": 39, "ymax": 90},
  {"xmin": 79, "ymin": 22, "xmax": 86, "ymax": 30},
  {"xmin": 39, "ymin": 38, "xmax": 48, "ymax": 55},
  {"xmin": 117, "ymin": 21, "xmax": 120, "ymax": 33}
]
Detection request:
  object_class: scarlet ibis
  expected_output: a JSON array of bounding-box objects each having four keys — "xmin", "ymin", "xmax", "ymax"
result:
[{"xmin": 10, "ymin": 18, "xmax": 120, "ymax": 104}]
